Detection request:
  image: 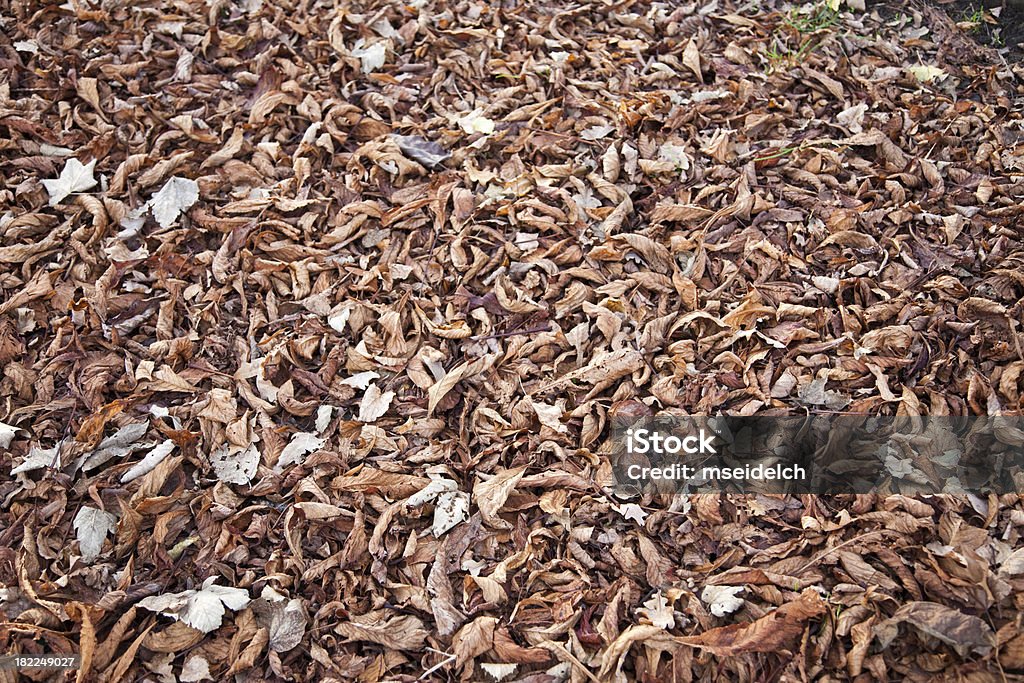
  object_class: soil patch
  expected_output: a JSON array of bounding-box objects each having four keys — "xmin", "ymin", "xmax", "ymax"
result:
[{"xmin": 936, "ymin": 0, "xmax": 1024, "ymax": 58}]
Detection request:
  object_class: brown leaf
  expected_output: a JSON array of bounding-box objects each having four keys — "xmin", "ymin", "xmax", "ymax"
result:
[
  {"xmin": 453, "ymin": 616, "xmax": 496, "ymax": 668},
  {"xmin": 65, "ymin": 602, "xmax": 97, "ymax": 683},
  {"xmin": 473, "ymin": 466, "xmax": 527, "ymax": 529},
  {"xmin": 677, "ymin": 589, "xmax": 826, "ymax": 655},
  {"xmin": 682, "ymin": 38, "xmax": 703, "ymax": 81},
  {"xmin": 874, "ymin": 602, "xmax": 994, "ymax": 657},
  {"xmin": 226, "ymin": 626, "xmax": 269, "ymax": 676},
  {"xmin": 100, "ymin": 622, "xmax": 155, "ymax": 683},
  {"xmin": 536, "ymin": 348, "xmax": 644, "ymax": 394},
  {"xmin": 335, "ymin": 612, "xmax": 428, "ymax": 651},
  {"xmin": 428, "ymin": 550, "xmax": 466, "ymax": 637},
  {"xmin": 75, "ymin": 399, "xmax": 127, "ymax": 448},
  {"xmin": 493, "ymin": 626, "xmax": 554, "ymax": 664}
]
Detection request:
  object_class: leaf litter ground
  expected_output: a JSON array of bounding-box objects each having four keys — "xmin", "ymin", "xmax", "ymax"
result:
[{"xmin": 2, "ymin": 0, "xmax": 1024, "ymax": 680}]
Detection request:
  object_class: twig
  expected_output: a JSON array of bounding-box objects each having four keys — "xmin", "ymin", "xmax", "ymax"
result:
[
  {"xmin": 795, "ymin": 529, "xmax": 895, "ymax": 574},
  {"xmin": 471, "ymin": 324, "xmax": 551, "ymax": 341},
  {"xmin": 418, "ymin": 649, "xmax": 456, "ymax": 680}
]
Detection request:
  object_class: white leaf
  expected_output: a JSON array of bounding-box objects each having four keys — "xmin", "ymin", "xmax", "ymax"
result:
[
  {"xmin": 357, "ymin": 382, "xmax": 394, "ymax": 423},
  {"xmin": 174, "ymin": 50, "xmax": 194, "ymax": 82},
  {"xmin": 459, "ymin": 108, "xmax": 496, "ymax": 135},
  {"xmin": 798, "ymin": 376, "xmax": 850, "ymax": 410},
  {"xmin": 121, "ymin": 439, "xmax": 175, "ymax": 483},
  {"xmin": 908, "ymin": 65, "xmax": 947, "ymax": 83},
  {"xmin": 637, "ymin": 590, "xmax": 675, "ymax": 629},
  {"xmin": 83, "ymin": 421, "xmax": 149, "ymax": 470},
  {"xmin": 581, "ymin": 125, "xmax": 615, "ymax": 141},
  {"xmin": 275, "ymin": 432, "xmax": 325, "ymax": 472},
  {"xmin": 530, "ymin": 399, "xmax": 567, "ymax": 433},
  {"xmin": 73, "ymin": 506, "xmax": 117, "ymax": 562},
  {"xmin": 210, "ymin": 443, "xmax": 260, "ymax": 485},
  {"xmin": 701, "ymin": 585, "xmax": 745, "ymax": 617},
  {"xmin": 999, "ymin": 548, "xmax": 1024, "ymax": 577},
  {"xmin": 837, "ymin": 104, "xmax": 867, "ymax": 134},
  {"xmin": 179, "ymin": 655, "xmax": 212, "ymax": 682},
  {"xmin": 884, "ymin": 454, "xmax": 914, "ymax": 478},
  {"xmin": 812, "ymin": 275, "xmax": 840, "ymax": 294},
  {"xmin": 682, "ymin": 37, "xmax": 702, "ymax": 80},
  {"xmin": 351, "ymin": 38, "xmax": 388, "ymax": 73},
  {"xmin": 185, "ymin": 592, "xmax": 228, "ymax": 633},
  {"xmin": 658, "ymin": 143, "xmax": 692, "ymax": 171},
  {"xmin": 327, "ymin": 306, "xmax": 351, "ymax": 333},
  {"xmin": 481, "ymin": 663, "xmax": 518, "ymax": 681},
  {"xmin": 39, "ymin": 144, "xmax": 74, "ymax": 158},
  {"xmin": 199, "ymin": 576, "xmax": 252, "ymax": 610},
  {"xmin": 149, "ymin": 176, "xmax": 199, "ymax": 228},
  {"xmin": 340, "ymin": 371, "xmax": 380, "ymax": 390},
  {"xmin": 614, "ymin": 503, "xmax": 648, "ymax": 526},
  {"xmin": 315, "ymin": 405, "xmax": 334, "ymax": 434},
  {"xmin": 572, "ymin": 186, "xmax": 602, "ymax": 210},
  {"xmin": 14, "ymin": 40, "xmax": 39, "ymax": 54},
  {"xmin": 10, "ymin": 443, "xmax": 60, "ymax": 475},
  {"xmin": 371, "ymin": 17, "xmax": 397, "ymax": 38},
  {"xmin": 432, "ymin": 490, "xmax": 470, "ymax": 537},
  {"xmin": 0, "ymin": 421, "xmax": 19, "ymax": 449},
  {"xmin": 406, "ymin": 478, "xmax": 457, "ymax": 508},
  {"xmin": 514, "ymin": 232, "xmax": 539, "ymax": 252},
  {"xmin": 99, "ymin": 422, "xmax": 149, "ymax": 450},
  {"xmin": 255, "ymin": 357, "xmax": 279, "ymax": 404},
  {"xmin": 42, "ymin": 158, "xmax": 98, "ymax": 206},
  {"xmin": 138, "ymin": 578, "xmax": 250, "ymax": 634}
]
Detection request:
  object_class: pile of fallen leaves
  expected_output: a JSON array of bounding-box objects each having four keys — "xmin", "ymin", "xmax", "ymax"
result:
[{"xmin": 2, "ymin": 0, "xmax": 1024, "ymax": 680}]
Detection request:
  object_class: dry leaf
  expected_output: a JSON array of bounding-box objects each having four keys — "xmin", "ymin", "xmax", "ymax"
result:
[
  {"xmin": 480, "ymin": 663, "xmax": 518, "ymax": 681},
  {"xmin": 679, "ymin": 589, "xmax": 826, "ymax": 655},
  {"xmin": 138, "ymin": 578, "xmax": 251, "ymax": 634},
  {"xmin": 210, "ymin": 443, "xmax": 260, "ymax": 485},
  {"xmin": 637, "ymin": 591, "xmax": 675, "ymax": 629},
  {"xmin": 275, "ymin": 432, "xmax": 326, "ymax": 471},
  {"xmin": 433, "ymin": 491, "xmax": 470, "ymax": 537},
  {"xmin": 10, "ymin": 443, "xmax": 61, "ymax": 475},
  {"xmin": 150, "ymin": 176, "xmax": 199, "ymax": 228},
  {"xmin": 179, "ymin": 655, "xmax": 212, "ymax": 682},
  {"xmin": 874, "ymin": 602, "xmax": 994, "ymax": 657},
  {"xmin": 0, "ymin": 420, "xmax": 19, "ymax": 449},
  {"xmin": 907, "ymin": 65, "xmax": 947, "ymax": 83},
  {"xmin": 701, "ymin": 585, "xmax": 745, "ymax": 617},
  {"xmin": 335, "ymin": 612, "xmax": 428, "ymax": 651},
  {"xmin": 121, "ymin": 440, "xmax": 175, "ymax": 483},
  {"xmin": 252, "ymin": 587, "xmax": 307, "ymax": 653},
  {"xmin": 683, "ymin": 37, "xmax": 703, "ymax": 81},
  {"xmin": 357, "ymin": 382, "xmax": 395, "ymax": 423},
  {"xmin": 42, "ymin": 157, "xmax": 97, "ymax": 206},
  {"xmin": 73, "ymin": 506, "xmax": 118, "ymax": 562},
  {"xmin": 473, "ymin": 467, "xmax": 526, "ymax": 528}
]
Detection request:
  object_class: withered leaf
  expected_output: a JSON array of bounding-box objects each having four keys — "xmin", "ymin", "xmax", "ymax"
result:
[
  {"xmin": 390, "ymin": 134, "xmax": 451, "ymax": 168},
  {"xmin": 335, "ymin": 612, "xmax": 428, "ymax": 651},
  {"xmin": 473, "ymin": 466, "xmax": 527, "ymax": 529},
  {"xmin": 874, "ymin": 602, "xmax": 994, "ymax": 657},
  {"xmin": 678, "ymin": 589, "xmax": 827, "ymax": 655}
]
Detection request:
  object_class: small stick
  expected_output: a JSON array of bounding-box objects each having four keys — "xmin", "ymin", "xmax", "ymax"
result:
[
  {"xmin": 471, "ymin": 324, "xmax": 551, "ymax": 341},
  {"xmin": 418, "ymin": 650, "xmax": 456, "ymax": 680}
]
